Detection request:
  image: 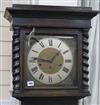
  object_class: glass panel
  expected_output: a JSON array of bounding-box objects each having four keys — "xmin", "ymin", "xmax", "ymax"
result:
[{"xmin": 23, "ymin": 29, "xmax": 78, "ymax": 89}]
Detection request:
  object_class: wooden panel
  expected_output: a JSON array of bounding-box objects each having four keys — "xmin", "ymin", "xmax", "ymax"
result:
[
  {"xmin": 0, "ymin": 42, "xmax": 12, "ymax": 55},
  {"xmin": 4, "ymin": 4, "xmax": 98, "ymax": 101},
  {"xmin": 0, "ymin": 27, "xmax": 12, "ymax": 41},
  {"xmin": 1, "ymin": 12, "xmax": 10, "ymax": 26},
  {"xmin": 13, "ymin": 18, "xmax": 91, "ymax": 28},
  {"xmin": 0, "ymin": 0, "xmax": 13, "ymax": 103},
  {"xmin": 0, "ymin": 71, "xmax": 10, "ymax": 85},
  {"xmin": 0, "ymin": 86, "xmax": 11, "ymax": 100},
  {"xmin": 22, "ymin": 99, "xmax": 78, "ymax": 105},
  {"xmin": 0, "ymin": 57, "xmax": 12, "ymax": 70},
  {"xmin": 1, "ymin": 1, "xmax": 12, "ymax": 12},
  {"xmin": 0, "ymin": 13, "xmax": 1, "ymax": 26}
]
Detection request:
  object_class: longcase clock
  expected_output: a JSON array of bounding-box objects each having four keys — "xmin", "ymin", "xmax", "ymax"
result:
[{"xmin": 4, "ymin": 4, "xmax": 99, "ymax": 105}]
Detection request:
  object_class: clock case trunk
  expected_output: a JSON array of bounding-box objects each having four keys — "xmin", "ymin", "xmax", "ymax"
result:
[
  {"xmin": 24, "ymin": 28, "xmax": 78, "ymax": 89},
  {"xmin": 4, "ymin": 4, "xmax": 99, "ymax": 103}
]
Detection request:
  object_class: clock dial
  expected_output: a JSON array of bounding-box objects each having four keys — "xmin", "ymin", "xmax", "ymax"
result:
[
  {"xmin": 37, "ymin": 48, "xmax": 63, "ymax": 74},
  {"xmin": 27, "ymin": 38, "xmax": 73, "ymax": 84}
]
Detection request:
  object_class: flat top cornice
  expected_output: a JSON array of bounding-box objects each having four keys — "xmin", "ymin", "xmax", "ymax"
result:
[
  {"xmin": 12, "ymin": 4, "xmax": 92, "ymax": 12},
  {"xmin": 7, "ymin": 4, "xmax": 99, "ymax": 13},
  {"xmin": 4, "ymin": 4, "xmax": 99, "ymax": 23}
]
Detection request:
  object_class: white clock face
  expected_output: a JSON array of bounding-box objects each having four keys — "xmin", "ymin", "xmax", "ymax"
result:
[{"xmin": 27, "ymin": 38, "xmax": 73, "ymax": 84}]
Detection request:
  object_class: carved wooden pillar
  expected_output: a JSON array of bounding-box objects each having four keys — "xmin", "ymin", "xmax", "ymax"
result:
[{"xmin": 12, "ymin": 27, "xmax": 20, "ymax": 93}]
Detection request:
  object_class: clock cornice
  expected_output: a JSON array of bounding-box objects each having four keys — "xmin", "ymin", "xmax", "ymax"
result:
[{"xmin": 4, "ymin": 5, "xmax": 99, "ymax": 28}]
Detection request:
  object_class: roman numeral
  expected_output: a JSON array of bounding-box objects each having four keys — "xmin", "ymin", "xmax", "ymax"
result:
[
  {"xmin": 39, "ymin": 42, "xmax": 45, "ymax": 48},
  {"xmin": 58, "ymin": 42, "xmax": 62, "ymax": 48},
  {"xmin": 31, "ymin": 66, "xmax": 38, "ymax": 74},
  {"xmin": 33, "ymin": 38, "xmax": 45, "ymax": 48},
  {"xmin": 65, "ymin": 59, "xmax": 71, "ymax": 63},
  {"xmin": 63, "ymin": 50, "xmax": 69, "ymax": 54},
  {"xmin": 48, "ymin": 76, "xmax": 52, "ymax": 83},
  {"xmin": 48, "ymin": 39, "xmax": 53, "ymax": 46},
  {"xmin": 29, "ymin": 57, "xmax": 37, "ymax": 63},
  {"xmin": 62, "ymin": 67, "xmax": 69, "ymax": 73},
  {"xmin": 32, "ymin": 50, "xmax": 38, "ymax": 53},
  {"xmin": 39, "ymin": 73, "xmax": 44, "ymax": 80},
  {"xmin": 57, "ymin": 74, "xmax": 62, "ymax": 79}
]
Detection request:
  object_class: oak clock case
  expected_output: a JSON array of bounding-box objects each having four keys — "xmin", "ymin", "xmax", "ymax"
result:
[
  {"xmin": 4, "ymin": 4, "xmax": 99, "ymax": 105},
  {"xmin": 23, "ymin": 32, "xmax": 77, "ymax": 89}
]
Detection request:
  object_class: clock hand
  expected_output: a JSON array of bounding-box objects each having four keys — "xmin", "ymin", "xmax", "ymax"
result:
[
  {"xmin": 34, "ymin": 57, "xmax": 51, "ymax": 63},
  {"xmin": 50, "ymin": 50, "xmax": 61, "ymax": 62}
]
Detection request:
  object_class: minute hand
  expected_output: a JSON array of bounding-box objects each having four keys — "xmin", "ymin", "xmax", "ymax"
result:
[{"xmin": 50, "ymin": 50, "xmax": 61, "ymax": 62}]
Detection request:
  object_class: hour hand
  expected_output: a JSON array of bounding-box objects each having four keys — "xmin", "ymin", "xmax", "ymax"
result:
[{"xmin": 34, "ymin": 57, "xmax": 51, "ymax": 63}]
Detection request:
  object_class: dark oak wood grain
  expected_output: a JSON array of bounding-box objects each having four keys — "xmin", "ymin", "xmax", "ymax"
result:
[{"xmin": 4, "ymin": 4, "xmax": 99, "ymax": 105}]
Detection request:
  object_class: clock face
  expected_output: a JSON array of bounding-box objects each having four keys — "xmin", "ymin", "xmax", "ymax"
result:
[{"xmin": 27, "ymin": 38, "xmax": 73, "ymax": 84}]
